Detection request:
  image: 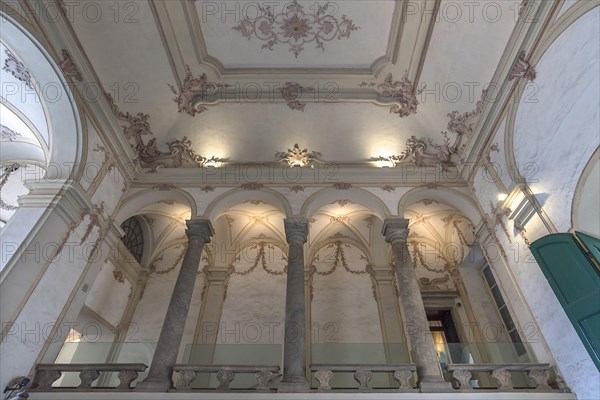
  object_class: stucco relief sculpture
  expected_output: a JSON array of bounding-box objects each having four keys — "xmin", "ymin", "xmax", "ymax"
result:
[
  {"xmin": 509, "ymin": 50, "xmax": 537, "ymax": 81},
  {"xmin": 108, "ymin": 95, "xmax": 225, "ymax": 170},
  {"xmin": 361, "ymin": 73, "xmax": 422, "ymax": 118},
  {"xmin": 281, "ymin": 82, "xmax": 314, "ymax": 111},
  {"xmin": 233, "ymin": 0, "xmax": 359, "ymax": 58},
  {"xmin": 275, "ymin": 143, "xmax": 322, "ymax": 167},
  {"xmin": 3, "ymin": 49, "xmax": 33, "ymax": 88},
  {"xmin": 169, "ymin": 65, "xmax": 229, "ymax": 116},
  {"xmin": 58, "ymin": 49, "xmax": 82, "ymax": 81}
]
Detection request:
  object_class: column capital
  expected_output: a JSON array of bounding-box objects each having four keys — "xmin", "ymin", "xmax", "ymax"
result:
[
  {"xmin": 382, "ymin": 218, "xmax": 410, "ymax": 245},
  {"xmin": 186, "ymin": 219, "xmax": 214, "ymax": 242},
  {"xmin": 284, "ymin": 217, "xmax": 309, "ymax": 244}
]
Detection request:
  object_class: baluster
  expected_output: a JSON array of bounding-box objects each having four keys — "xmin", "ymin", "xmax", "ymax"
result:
[
  {"xmin": 78, "ymin": 370, "xmax": 100, "ymax": 389},
  {"xmin": 529, "ymin": 369, "xmax": 552, "ymax": 391},
  {"xmin": 315, "ymin": 370, "xmax": 333, "ymax": 390},
  {"xmin": 255, "ymin": 370, "xmax": 273, "ymax": 391},
  {"xmin": 394, "ymin": 370, "xmax": 414, "ymax": 389},
  {"xmin": 353, "ymin": 370, "xmax": 373, "ymax": 390},
  {"xmin": 452, "ymin": 369, "xmax": 473, "ymax": 390},
  {"xmin": 32, "ymin": 369, "xmax": 62, "ymax": 390},
  {"xmin": 116, "ymin": 370, "xmax": 138, "ymax": 390},
  {"xmin": 216, "ymin": 368, "xmax": 235, "ymax": 391},
  {"xmin": 491, "ymin": 368, "xmax": 513, "ymax": 391},
  {"xmin": 176, "ymin": 370, "xmax": 197, "ymax": 390}
]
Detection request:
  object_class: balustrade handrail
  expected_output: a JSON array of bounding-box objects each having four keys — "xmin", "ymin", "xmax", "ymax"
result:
[
  {"xmin": 172, "ymin": 364, "xmax": 280, "ymax": 391},
  {"xmin": 30, "ymin": 363, "xmax": 147, "ymax": 391},
  {"xmin": 445, "ymin": 362, "xmax": 562, "ymax": 391},
  {"xmin": 310, "ymin": 363, "xmax": 417, "ymax": 390}
]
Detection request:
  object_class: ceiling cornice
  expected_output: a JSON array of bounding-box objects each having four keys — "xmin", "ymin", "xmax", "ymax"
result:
[{"xmin": 130, "ymin": 164, "xmax": 468, "ymax": 187}]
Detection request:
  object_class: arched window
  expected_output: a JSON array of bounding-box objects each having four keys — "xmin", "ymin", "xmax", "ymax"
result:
[{"xmin": 120, "ymin": 217, "xmax": 144, "ymax": 264}]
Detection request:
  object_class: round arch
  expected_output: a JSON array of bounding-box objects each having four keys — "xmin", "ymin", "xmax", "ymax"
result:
[
  {"xmin": 203, "ymin": 187, "xmax": 292, "ymax": 220},
  {"xmin": 398, "ymin": 186, "xmax": 482, "ymax": 227},
  {"xmin": 1, "ymin": 11, "xmax": 83, "ymax": 180},
  {"xmin": 300, "ymin": 187, "xmax": 391, "ymax": 221},
  {"xmin": 114, "ymin": 189, "xmax": 197, "ymax": 225}
]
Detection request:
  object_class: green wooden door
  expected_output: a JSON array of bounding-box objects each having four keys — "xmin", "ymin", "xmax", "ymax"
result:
[{"xmin": 530, "ymin": 233, "xmax": 600, "ymax": 371}]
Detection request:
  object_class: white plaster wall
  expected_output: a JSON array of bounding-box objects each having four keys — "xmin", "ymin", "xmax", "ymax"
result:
[
  {"xmin": 85, "ymin": 259, "xmax": 131, "ymax": 329},
  {"xmin": 472, "ymin": 172, "xmax": 600, "ymax": 398},
  {"xmin": 0, "ymin": 164, "xmax": 45, "ymax": 228},
  {"xmin": 219, "ymin": 246, "xmax": 287, "ymax": 347},
  {"xmin": 80, "ymin": 119, "xmax": 108, "ymax": 192},
  {"xmin": 129, "ymin": 245, "xmax": 187, "ymax": 342},
  {"xmin": 513, "ymin": 9, "xmax": 600, "ymax": 233}
]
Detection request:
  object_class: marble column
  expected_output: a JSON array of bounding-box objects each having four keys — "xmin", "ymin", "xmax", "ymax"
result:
[
  {"xmin": 382, "ymin": 218, "xmax": 452, "ymax": 392},
  {"xmin": 279, "ymin": 218, "xmax": 310, "ymax": 392},
  {"xmin": 137, "ymin": 219, "xmax": 214, "ymax": 391}
]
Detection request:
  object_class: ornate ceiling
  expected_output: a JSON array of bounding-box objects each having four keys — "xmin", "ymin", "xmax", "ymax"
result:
[{"xmin": 64, "ymin": 0, "xmax": 518, "ymax": 169}]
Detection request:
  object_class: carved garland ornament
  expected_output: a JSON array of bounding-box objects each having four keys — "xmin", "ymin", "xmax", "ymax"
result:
[
  {"xmin": 361, "ymin": 73, "xmax": 422, "ymax": 118},
  {"xmin": 169, "ymin": 65, "xmax": 229, "ymax": 116},
  {"xmin": 233, "ymin": 0, "xmax": 359, "ymax": 58}
]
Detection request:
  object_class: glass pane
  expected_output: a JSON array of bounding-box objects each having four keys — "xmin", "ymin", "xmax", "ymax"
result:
[
  {"xmin": 491, "ymin": 286, "xmax": 506, "ymax": 308},
  {"xmin": 482, "ymin": 266, "xmax": 496, "ymax": 287}
]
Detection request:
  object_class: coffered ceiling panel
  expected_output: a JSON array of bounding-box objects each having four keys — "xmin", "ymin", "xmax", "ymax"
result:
[{"xmin": 193, "ymin": 0, "xmax": 395, "ymax": 69}]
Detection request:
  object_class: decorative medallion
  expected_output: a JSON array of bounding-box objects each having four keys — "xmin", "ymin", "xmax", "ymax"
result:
[
  {"xmin": 200, "ymin": 186, "xmax": 215, "ymax": 193},
  {"xmin": 58, "ymin": 49, "xmax": 82, "ymax": 81},
  {"xmin": 289, "ymin": 185, "xmax": 305, "ymax": 193},
  {"xmin": 509, "ymin": 50, "xmax": 536, "ymax": 82},
  {"xmin": 381, "ymin": 185, "xmax": 396, "ymax": 192},
  {"xmin": 3, "ymin": 49, "xmax": 33, "ymax": 88},
  {"xmin": 232, "ymin": 0, "xmax": 359, "ymax": 58},
  {"xmin": 281, "ymin": 82, "xmax": 314, "ymax": 111},
  {"xmin": 169, "ymin": 65, "xmax": 229, "ymax": 116},
  {"xmin": 275, "ymin": 143, "xmax": 322, "ymax": 167},
  {"xmin": 1, "ymin": 124, "xmax": 22, "ymax": 141},
  {"xmin": 361, "ymin": 73, "xmax": 422, "ymax": 118}
]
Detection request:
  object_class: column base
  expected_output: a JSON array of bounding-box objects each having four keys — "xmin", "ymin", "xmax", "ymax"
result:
[
  {"xmin": 135, "ymin": 379, "xmax": 172, "ymax": 392},
  {"xmin": 278, "ymin": 378, "xmax": 310, "ymax": 392},
  {"xmin": 418, "ymin": 379, "xmax": 453, "ymax": 393}
]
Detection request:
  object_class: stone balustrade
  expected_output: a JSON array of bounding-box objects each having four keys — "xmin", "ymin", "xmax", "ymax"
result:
[
  {"xmin": 446, "ymin": 363, "xmax": 563, "ymax": 391},
  {"xmin": 172, "ymin": 364, "xmax": 280, "ymax": 391},
  {"xmin": 30, "ymin": 363, "xmax": 147, "ymax": 391},
  {"xmin": 311, "ymin": 364, "xmax": 417, "ymax": 391}
]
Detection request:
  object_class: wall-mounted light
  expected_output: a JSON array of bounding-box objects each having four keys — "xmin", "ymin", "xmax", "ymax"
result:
[
  {"xmin": 503, "ymin": 185, "xmax": 536, "ymax": 230},
  {"xmin": 198, "ymin": 156, "xmax": 226, "ymax": 168},
  {"xmin": 370, "ymin": 156, "xmax": 400, "ymax": 168}
]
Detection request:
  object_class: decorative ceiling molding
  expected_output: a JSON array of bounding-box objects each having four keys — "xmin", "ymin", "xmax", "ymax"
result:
[
  {"xmin": 275, "ymin": 143, "xmax": 322, "ymax": 168},
  {"xmin": 232, "ymin": 0, "xmax": 359, "ymax": 59},
  {"xmin": 289, "ymin": 185, "xmax": 305, "ymax": 193},
  {"xmin": 1, "ymin": 124, "xmax": 22, "ymax": 141},
  {"xmin": 3, "ymin": 49, "xmax": 33, "ymax": 88},
  {"xmin": 381, "ymin": 185, "xmax": 396, "ymax": 192},
  {"xmin": 509, "ymin": 50, "xmax": 537, "ymax": 82},
  {"xmin": 360, "ymin": 73, "xmax": 422, "ymax": 118},
  {"xmin": 281, "ymin": 82, "xmax": 314, "ymax": 111},
  {"xmin": 0, "ymin": 164, "xmax": 19, "ymax": 211},
  {"xmin": 107, "ymin": 94, "xmax": 225, "ymax": 171},
  {"xmin": 169, "ymin": 65, "xmax": 229, "ymax": 116},
  {"xmin": 58, "ymin": 49, "xmax": 82, "ymax": 81}
]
